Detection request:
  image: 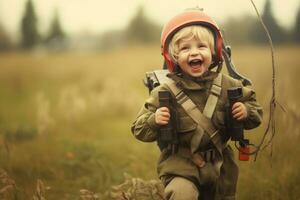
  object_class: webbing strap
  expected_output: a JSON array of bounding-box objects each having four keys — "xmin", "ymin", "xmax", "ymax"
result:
[
  {"xmin": 165, "ymin": 75, "xmax": 224, "ymax": 154},
  {"xmin": 203, "ymin": 73, "xmax": 222, "ymax": 119}
]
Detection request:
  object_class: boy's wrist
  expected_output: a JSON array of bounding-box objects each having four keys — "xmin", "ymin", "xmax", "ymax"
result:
[{"xmin": 147, "ymin": 113, "xmax": 161, "ymax": 130}]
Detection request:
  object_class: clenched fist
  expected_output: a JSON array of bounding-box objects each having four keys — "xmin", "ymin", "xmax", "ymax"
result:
[
  {"xmin": 155, "ymin": 107, "xmax": 170, "ymax": 125},
  {"xmin": 232, "ymin": 102, "xmax": 248, "ymax": 121}
]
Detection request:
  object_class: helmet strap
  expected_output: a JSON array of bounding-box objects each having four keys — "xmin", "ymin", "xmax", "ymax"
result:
[{"xmin": 216, "ymin": 62, "xmax": 223, "ymax": 73}]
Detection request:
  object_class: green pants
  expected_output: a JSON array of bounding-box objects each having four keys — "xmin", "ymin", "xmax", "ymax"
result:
[{"xmin": 163, "ymin": 146, "xmax": 238, "ymax": 200}]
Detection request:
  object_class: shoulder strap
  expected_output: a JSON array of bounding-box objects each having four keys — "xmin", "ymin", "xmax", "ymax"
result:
[
  {"xmin": 203, "ymin": 73, "xmax": 222, "ymax": 119},
  {"xmin": 165, "ymin": 74, "xmax": 224, "ymax": 153}
]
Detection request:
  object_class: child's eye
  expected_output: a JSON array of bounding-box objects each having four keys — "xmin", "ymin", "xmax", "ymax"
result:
[
  {"xmin": 198, "ymin": 44, "xmax": 207, "ymax": 48},
  {"xmin": 180, "ymin": 46, "xmax": 189, "ymax": 51}
]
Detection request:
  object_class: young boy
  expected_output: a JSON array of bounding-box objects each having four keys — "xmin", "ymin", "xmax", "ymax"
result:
[{"xmin": 131, "ymin": 9, "xmax": 262, "ymax": 200}]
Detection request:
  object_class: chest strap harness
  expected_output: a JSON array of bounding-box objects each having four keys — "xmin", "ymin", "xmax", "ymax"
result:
[{"xmin": 165, "ymin": 73, "xmax": 224, "ymax": 169}]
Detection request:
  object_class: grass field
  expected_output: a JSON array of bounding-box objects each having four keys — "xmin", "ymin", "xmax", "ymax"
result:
[{"xmin": 0, "ymin": 44, "xmax": 299, "ymax": 199}]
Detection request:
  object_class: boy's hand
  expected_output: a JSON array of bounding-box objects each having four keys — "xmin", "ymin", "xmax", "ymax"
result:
[
  {"xmin": 232, "ymin": 102, "xmax": 248, "ymax": 121},
  {"xmin": 155, "ymin": 107, "xmax": 170, "ymax": 125}
]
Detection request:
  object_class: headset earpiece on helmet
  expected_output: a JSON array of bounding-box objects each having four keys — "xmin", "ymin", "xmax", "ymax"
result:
[{"xmin": 161, "ymin": 9, "xmax": 223, "ymax": 72}]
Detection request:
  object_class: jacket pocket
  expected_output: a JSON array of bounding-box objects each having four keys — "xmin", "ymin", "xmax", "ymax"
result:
[
  {"xmin": 177, "ymin": 115, "xmax": 197, "ymax": 133},
  {"xmin": 176, "ymin": 115, "xmax": 197, "ymax": 148}
]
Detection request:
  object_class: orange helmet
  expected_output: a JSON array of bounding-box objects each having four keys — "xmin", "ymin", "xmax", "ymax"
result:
[{"xmin": 161, "ymin": 9, "xmax": 223, "ymax": 72}]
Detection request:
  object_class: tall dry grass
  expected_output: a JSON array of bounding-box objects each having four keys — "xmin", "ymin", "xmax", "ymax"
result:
[{"xmin": 0, "ymin": 44, "xmax": 299, "ymax": 199}]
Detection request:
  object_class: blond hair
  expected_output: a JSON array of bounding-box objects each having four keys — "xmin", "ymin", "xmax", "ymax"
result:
[{"xmin": 168, "ymin": 25, "xmax": 215, "ymax": 62}]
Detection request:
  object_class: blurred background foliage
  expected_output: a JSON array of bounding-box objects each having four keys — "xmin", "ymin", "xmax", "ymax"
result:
[
  {"xmin": 0, "ymin": 0, "xmax": 300, "ymax": 199},
  {"xmin": 0, "ymin": 0, "xmax": 299, "ymax": 51}
]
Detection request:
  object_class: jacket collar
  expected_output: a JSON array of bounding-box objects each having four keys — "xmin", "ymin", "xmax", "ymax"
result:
[{"xmin": 167, "ymin": 71, "xmax": 218, "ymax": 90}]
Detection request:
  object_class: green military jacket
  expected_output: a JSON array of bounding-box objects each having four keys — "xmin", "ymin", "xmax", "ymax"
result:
[{"xmin": 131, "ymin": 71, "xmax": 263, "ymax": 191}]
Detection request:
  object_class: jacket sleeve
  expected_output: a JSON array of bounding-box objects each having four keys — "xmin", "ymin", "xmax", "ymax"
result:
[
  {"xmin": 240, "ymin": 85, "xmax": 263, "ymax": 130},
  {"xmin": 222, "ymin": 74, "xmax": 263, "ymax": 130},
  {"xmin": 131, "ymin": 86, "xmax": 165, "ymax": 142}
]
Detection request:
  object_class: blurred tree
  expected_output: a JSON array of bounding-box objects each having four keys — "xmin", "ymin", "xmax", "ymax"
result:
[
  {"xmin": 250, "ymin": 0, "xmax": 287, "ymax": 44},
  {"xmin": 125, "ymin": 5, "xmax": 161, "ymax": 44},
  {"xmin": 99, "ymin": 29, "xmax": 125, "ymax": 50},
  {"xmin": 294, "ymin": 7, "xmax": 300, "ymax": 43},
  {"xmin": 0, "ymin": 23, "xmax": 12, "ymax": 51},
  {"xmin": 45, "ymin": 9, "xmax": 66, "ymax": 43},
  {"xmin": 222, "ymin": 15, "xmax": 257, "ymax": 45},
  {"xmin": 20, "ymin": 0, "xmax": 39, "ymax": 48}
]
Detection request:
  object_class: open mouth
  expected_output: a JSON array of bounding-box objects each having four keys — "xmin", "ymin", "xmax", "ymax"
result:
[{"xmin": 189, "ymin": 59, "xmax": 203, "ymax": 68}]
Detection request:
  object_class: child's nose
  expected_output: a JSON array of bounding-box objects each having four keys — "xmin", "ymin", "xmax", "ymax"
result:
[{"xmin": 190, "ymin": 47, "xmax": 200, "ymax": 56}]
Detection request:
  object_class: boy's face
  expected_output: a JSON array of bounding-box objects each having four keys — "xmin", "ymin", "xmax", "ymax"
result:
[{"xmin": 177, "ymin": 37, "xmax": 212, "ymax": 77}]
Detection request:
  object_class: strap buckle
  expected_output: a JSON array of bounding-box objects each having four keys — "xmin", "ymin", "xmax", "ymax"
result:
[
  {"xmin": 211, "ymin": 84, "xmax": 222, "ymax": 96},
  {"xmin": 176, "ymin": 91, "xmax": 189, "ymax": 105}
]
